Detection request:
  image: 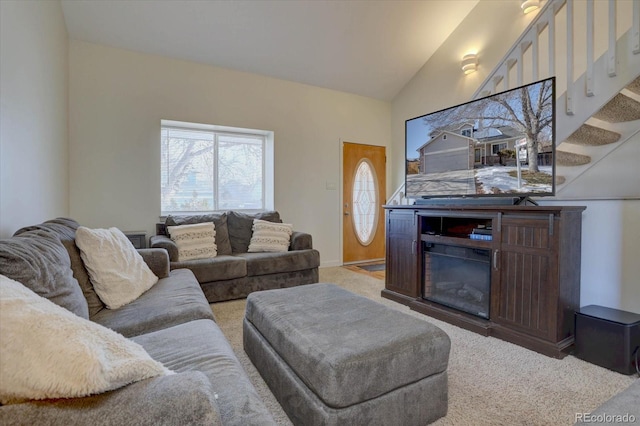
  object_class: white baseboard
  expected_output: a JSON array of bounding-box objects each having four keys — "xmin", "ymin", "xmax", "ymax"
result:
[{"xmin": 319, "ymin": 260, "xmax": 342, "ymax": 268}]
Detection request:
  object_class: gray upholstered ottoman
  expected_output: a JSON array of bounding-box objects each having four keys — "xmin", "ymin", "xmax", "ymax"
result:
[{"xmin": 243, "ymin": 283, "xmax": 450, "ymax": 426}]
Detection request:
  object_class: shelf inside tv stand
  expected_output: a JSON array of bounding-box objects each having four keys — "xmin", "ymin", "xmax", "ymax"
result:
[{"xmin": 421, "ymin": 234, "xmax": 493, "ymax": 249}]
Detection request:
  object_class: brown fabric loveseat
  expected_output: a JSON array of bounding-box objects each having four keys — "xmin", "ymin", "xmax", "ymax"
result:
[{"xmin": 150, "ymin": 210, "xmax": 320, "ymax": 303}]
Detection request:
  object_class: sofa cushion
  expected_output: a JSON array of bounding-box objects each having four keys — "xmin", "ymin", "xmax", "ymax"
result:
[
  {"xmin": 166, "ymin": 213, "xmax": 232, "ymax": 255},
  {"xmin": 290, "ymin": 231, "xmax": 313, "ymax": 251},
  {"xmin": 237, "ymin": 250, "xmax": 320, "ymax": 276},
  {"xmin": 0, "ymin": 275, "xmax": 171, "ymax": 404},
  {"xmin": 62, "ymin": 237, "xmax": 104, "ymax": 316},
  {"xmin": 149, "ymin": 235, "xmax": 179, "ymax": 261},
  {"xmin": 0, "ymin": 229, "xmax": 89, "ymax": 319},
  {"xmin": 76, "ymin": 227, "xmax": 158, "ymax": 310},
  {"xmin": 227, "ymin": 211, "xmax": 281, "ymax": 253},
  {"xmin": 132, "ymin": 319, "xmax": 276, "ymax": 426},
  {"xmin": 248, "ymin": 219, "xmax": 293, "ymax": 253},
  {"xmin": 137, "ymin": 249, "xmax": 170, "ymax": 279},
  {"xmin": 167, "ymin": 222, "xmax": 217, "ymax": 261},
  {"xmin": 0, "ymin": 371, "xmax": 222, "ymax": 426},
  {"xmin": 91, "ymin": 269, "xmax": 214, "ymax": 338},
  {"xmin": 171, "ymin": 255, "xmax": 246, "ymax": 283},
  {"xmin": 14, "ymin": 218, "xmax": 105, "ymax": 317}
]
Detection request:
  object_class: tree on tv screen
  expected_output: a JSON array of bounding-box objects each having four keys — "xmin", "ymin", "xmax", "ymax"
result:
[{"xmin": 422, "ymin": 79, "xmax": 553, "ymax": 173}]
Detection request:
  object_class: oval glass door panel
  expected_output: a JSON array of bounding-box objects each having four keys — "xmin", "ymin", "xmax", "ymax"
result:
[{"xmin": 351, "ymin": 159, "xmax": 378, "ymax": 246}]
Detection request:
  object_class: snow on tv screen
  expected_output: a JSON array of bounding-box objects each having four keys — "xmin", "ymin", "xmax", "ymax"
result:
[{"xmin": 405, "ymin": 77, "xmax": 556, "ymax": 199}]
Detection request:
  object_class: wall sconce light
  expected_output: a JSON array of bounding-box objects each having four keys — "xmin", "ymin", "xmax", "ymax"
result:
[
  {"xmin": 461, "ymin": 53, "xmax": 478, "ymax": 75},
  {"xmin": 521, "ymin": 0, "xmax": 540, "ymax": 14}
]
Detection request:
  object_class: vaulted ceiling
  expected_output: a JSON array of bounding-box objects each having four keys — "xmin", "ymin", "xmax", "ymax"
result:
[{"xmin": 61, "ymin": 0, "xmax": 479, "ymax": 101}]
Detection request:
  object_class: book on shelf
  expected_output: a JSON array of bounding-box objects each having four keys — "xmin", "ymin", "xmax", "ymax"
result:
[
  {"xmin": 472, "ymin": 227, "xmax": 492, "ymax": 235},
  {"xmin": 469, "ymin": 233, "xmax": 492, "ymax": 241}
]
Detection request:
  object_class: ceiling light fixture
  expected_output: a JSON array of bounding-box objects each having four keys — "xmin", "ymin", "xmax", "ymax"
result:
[
  {"xmin": 461, "ymin": 53, "xmax": 478, "ymax": 75},
  {"xmin": 521, "ymin": 0, "xmax": 540, "ymax": 14}
]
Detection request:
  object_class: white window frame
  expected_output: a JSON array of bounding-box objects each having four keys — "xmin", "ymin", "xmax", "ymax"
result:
[
  {"xmin": 160, "ymin": 119, "xmax": 274, "ymax": 216},
  {"xmin": 491, "ymin": 142, "xmax": 507, "ymax": 155}
]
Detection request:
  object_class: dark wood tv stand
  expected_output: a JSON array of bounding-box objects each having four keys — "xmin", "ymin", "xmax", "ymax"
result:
[{"xmin": 382, "ymin": 204, "xmax": 586, "ymax": 358}]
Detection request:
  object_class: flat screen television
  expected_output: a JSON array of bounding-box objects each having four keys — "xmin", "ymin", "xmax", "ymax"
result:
[{"xmin": 405, "ymin": 77, "xmax": 555, "ymax": 202}]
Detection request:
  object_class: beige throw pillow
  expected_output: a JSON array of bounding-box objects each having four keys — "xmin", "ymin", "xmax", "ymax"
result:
[
  {"xmin": 0, "ymin": 275, "xmax": 172, "ymax": 404},
  {"xmin": 167, "ymin": 222, "xmax": 217, "ymax": 261},
  {"xmin": 247, "ymin": 219, "xmax": 293, "ymax": 253},
  {"xmin": 75, "ymin": 227, "xmax": 158, "ymax": 309}
]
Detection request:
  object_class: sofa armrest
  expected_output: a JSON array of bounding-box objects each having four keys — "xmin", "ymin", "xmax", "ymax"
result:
[
  {"xmin": 137, "ymin": 248, "xmax": 170, "ymax": 279},
  {"xmin": 290, "ymin": 231, "xmax": 313, "ymax": 251},
  {"xmin": 149, "ymin": 235, "xmax": 179, "ymax": 262},
  {"xmin": 575, "ymin": 380, "xmax": 640, "ymax": 425},
  {"xmin": 0, "ymin": 371, "xmax": 222, "ymax": 426}
]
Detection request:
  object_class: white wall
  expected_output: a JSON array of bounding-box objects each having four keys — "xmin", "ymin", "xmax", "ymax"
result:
[
  {"xmin": 390, "ymin": 0, "xmax": 536, "ymax": 190},
  {"xmin": 0, "ymin": 0, "xmax": 69, "ymax": 237},
  {"xmin": 390, "ymin": 1, "xmax": 639, "ymax": 313},
  {"xmin": 68, "ymin": 41, "xmax": 390, "ymax": 267},
  {"xmin": 544, "ymin": 199, "xmax": 640, "ymax": 314}
]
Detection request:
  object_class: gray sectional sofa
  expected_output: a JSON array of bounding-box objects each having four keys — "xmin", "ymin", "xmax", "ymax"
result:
[
  {"xmin": 575, "ymin": 380, "xmax": 640, "ymax": 425},
  {"xmin": 0, "ymin": 218, "xmax": 276, "ymax": 425},
  {"xmin": 150, "ymin": 210, "xmax": 320, "ymax": 302}
]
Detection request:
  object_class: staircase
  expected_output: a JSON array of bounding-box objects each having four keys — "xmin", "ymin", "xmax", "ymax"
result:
[
  {"xmin": 389, "ymin": 0, "xmax": 640, "ymax": 205},
  {"xmin": 556, "ymin": 76, "xmax": 640, "ymax": 191}
]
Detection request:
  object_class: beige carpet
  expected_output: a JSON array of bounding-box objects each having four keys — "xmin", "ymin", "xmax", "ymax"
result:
[{"xmin": 211, "ymin": 267, "xmax": 636, "ymax": 426}]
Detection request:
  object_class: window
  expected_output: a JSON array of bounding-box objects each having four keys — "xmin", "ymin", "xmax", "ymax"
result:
[
  {"xmin": 461, "ymin": 128, "xmax": 472, "ymax": 137},
  {"xmin": 161, "ymin": 120, "xmax": 274, "ymax": 215},
  {"xmin": 492, "ymin": 143, "xmax": 507, "ymax": 155},
  {"xmin": 352, "ymin": 159, "xmax": 378, "ymax": 246}
]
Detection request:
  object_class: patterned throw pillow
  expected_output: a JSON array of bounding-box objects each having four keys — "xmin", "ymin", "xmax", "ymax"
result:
[
  {"xmin": 165, "ymin": 213, "xmax": 232, "ymax": 255},
  {"xmin": 247, "ymin": 219, "xmax": 293, "ymax": 253},
  {"xmin": 167, "ymin": 222, "xmax": 217, "ymax": 261},
  {"xmin": 227, "ymin": 211, "xmax": 282, "ymax": 253}
]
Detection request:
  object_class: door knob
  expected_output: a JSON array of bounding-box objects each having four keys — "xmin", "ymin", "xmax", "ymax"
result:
[{"xmin": 344, "ymin": 212, "xmax": 350, "ymax": 216}]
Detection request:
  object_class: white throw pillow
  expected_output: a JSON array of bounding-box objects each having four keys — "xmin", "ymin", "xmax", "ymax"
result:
[
  {"xmin": 0, "ymin": 275, "xmax": 172, "ymax": 404},
  {"xmin": 247, "ymin": 219, "xmax": 293, "ymax": 253},
  {"xmin": 75, "ymin": 226, "xmax": 158, "ymax": 309},
  {"xmin": 167, "ymin": 222, "xmax": 217, "ymax": 261}
]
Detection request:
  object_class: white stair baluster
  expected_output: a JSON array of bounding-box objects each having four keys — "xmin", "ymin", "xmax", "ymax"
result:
[
  {"xmin": 517, "ymin": 44, "xmax": 524, "ymax": 87},
  {"xmin": 532, "ymin": 32, "xmax": 539, "ymax": 81},
  {"xmin": 633, "ymin": 0, "xmax": 639, "ymax": 54},
  {"xmin": 548, "ymin": 7, "xmax": 556, "ymax": 77},
  {"xmin": 504, "ymin": 61, "xmax": 512, "ymax": 90},
  {"xmin": 608, "ymin": 0, "xmax": 617, "ymax": 77},
  {"xmin": 586, "ymin": 0, "xmax": 595, "ymax": 96},
  {"xmin": 566, "ymin": 0, "xmax": 575, "ymax": 115}
]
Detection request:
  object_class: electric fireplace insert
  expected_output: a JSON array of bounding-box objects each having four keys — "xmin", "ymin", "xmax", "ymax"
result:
[{"xmin": 423, "ymin": 243, "xmax": 491, "ymax": 319}]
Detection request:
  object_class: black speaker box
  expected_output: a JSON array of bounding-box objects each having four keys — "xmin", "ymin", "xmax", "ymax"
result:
[{"xmin": 574, "ymin": 305, "xmax": 640, "ymax": 375}]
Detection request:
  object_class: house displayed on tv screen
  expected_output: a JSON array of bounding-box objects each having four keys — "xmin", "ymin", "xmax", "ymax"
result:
[
  {"xmin": 406, "ymin": 78, "xmax": 555, "ymax": 197},
  {"xmin": 416, "ymin": 130, "xmax": 475, "ymax": 174},
  {"xmin": 416, "ymin": 124, "xmax": 552, "ymax": 175}
]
